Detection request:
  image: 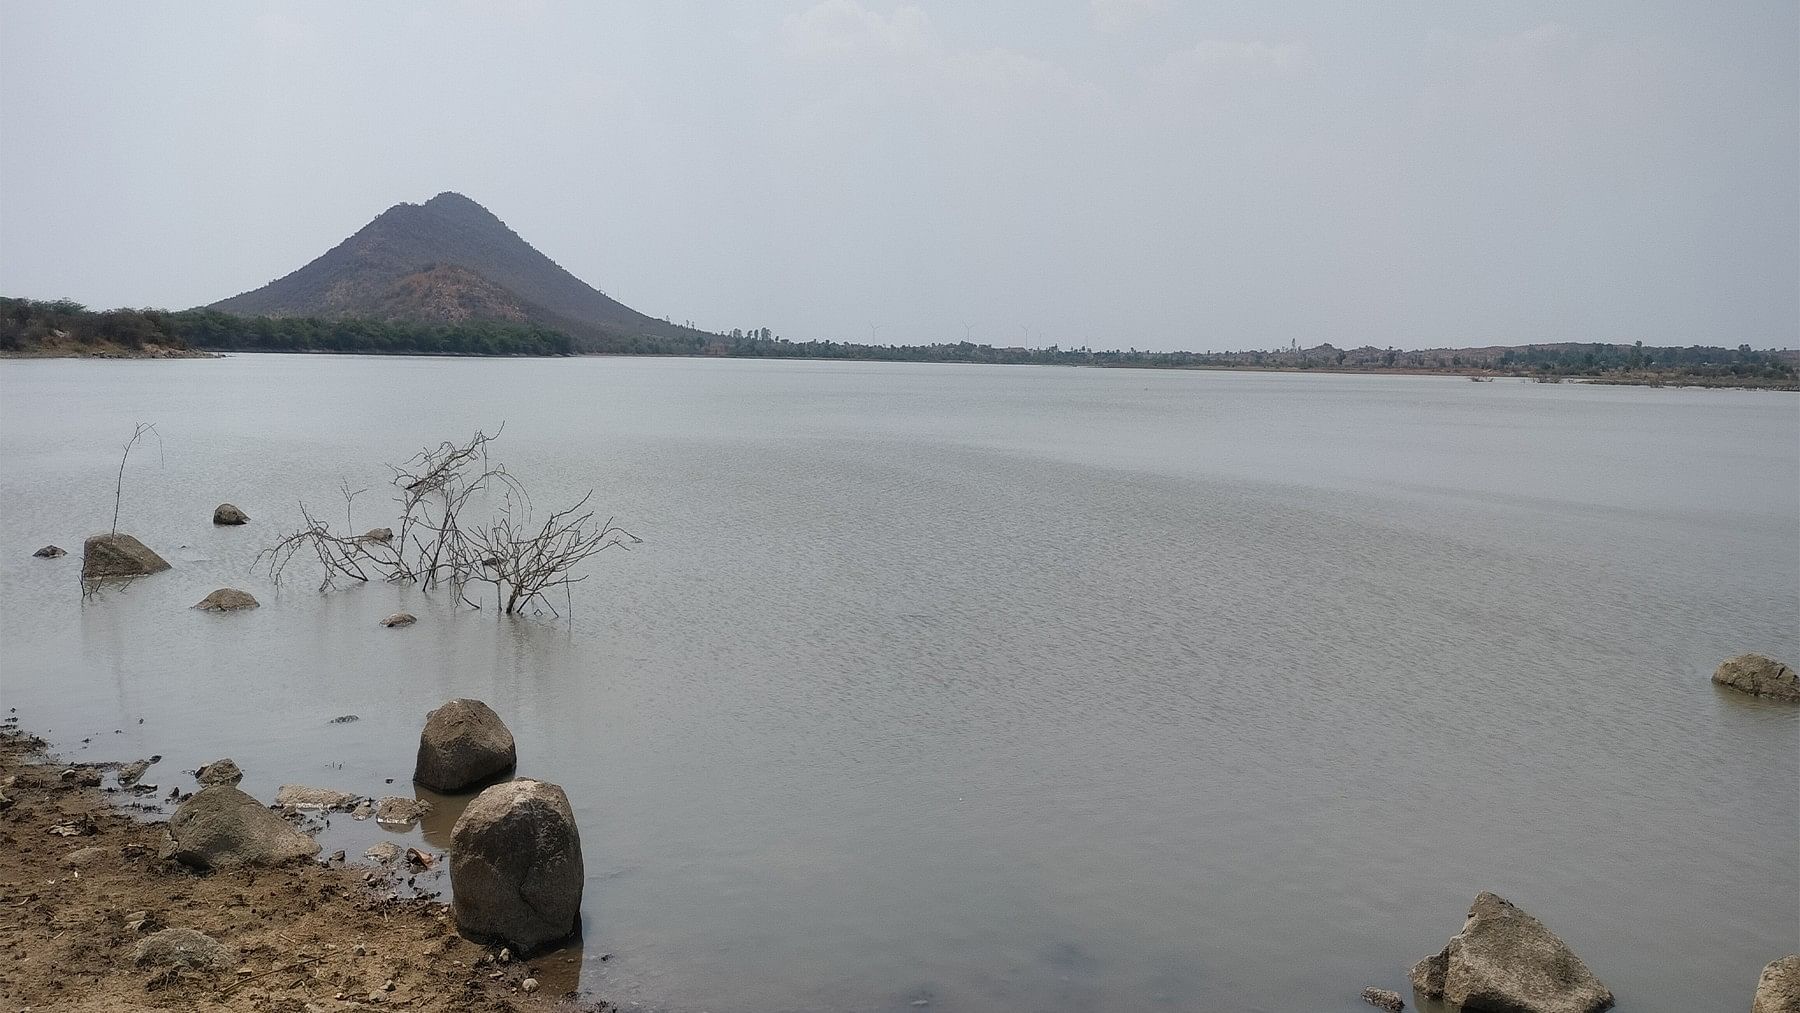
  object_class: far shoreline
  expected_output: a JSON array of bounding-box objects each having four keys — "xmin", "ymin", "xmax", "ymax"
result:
[{"xmin": 5, "ymin": 346, "xmax": 1796, "ymax": 390}]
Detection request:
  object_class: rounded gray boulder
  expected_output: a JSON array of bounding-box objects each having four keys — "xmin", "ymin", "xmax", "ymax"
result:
[
  {"xmin": 163, "ymin": 784, "xmax": 321, "ymax": 870},
  {"xmin": 414, "ymin": 698, "xmax": 516, "ymax": 793},
  {"xmin": 212, "ymin": 503, "xmax": 249, "ymax": 525},
  {"xmin": 194, "ymin": 587, "xmax": 259, "ymax": 611},
  {"xmin": 450, "ymin": 778, "xmax": 584, "ymax": 954}
]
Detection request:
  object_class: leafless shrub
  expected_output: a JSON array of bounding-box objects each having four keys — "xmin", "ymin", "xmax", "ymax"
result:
[{"xmin": 259, "ymin": 427, "xmax": 636, "ymax": 614}]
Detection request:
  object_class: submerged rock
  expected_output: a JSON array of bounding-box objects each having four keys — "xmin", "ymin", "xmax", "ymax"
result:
[
  {"xmin": 274, "ymin": 784, "xmax": 362, "ymax": 811},
  {"xmin": 133, "ymin": 927, "xmax": 229, "ymax": 969},
  {"xmin": 32, "ymin": 544, "xmax": 66, "ymax": 558},
  {"xmin": 1755, "ymin": 956, "xmax": 1800, "ymax": 1013},
  {"xmin": 376, "ymin": 795, "xmax": 432, "ymax": 826},
  {"xmin": 1712, "ymin": 654, "xmax": 1800, "ymax": 702},
  {"xmin": 381, "ymin": 612, "xmax": 417, "ymax": 628},
  {"xmin": 1410, "ymin": 892, "xmax": 1612, "ymax": 1013},
  {"xmin": 450, "ymin": 778, "xmax": 583, "ymax": 954},
  {"xmin": 81, "ymin": 533, "xmax": 171, "ymax": 580},
  {"xmin": 164, "ymin": 785, "xmax": 321, "ymax": 869},
  {"xmin": 366, "ymin": 841, "xmax": 403, "ymax": 864},
  {"xmin": 1361, "ymin": 986, "xmax": 1404, "ymax": 1011},
  {"xmin": 116, "ymin": 758, "xmax": 155, "ymax": 786},
  {"xmin": 195, "ymin": 758, "xmax": 242, "ymax": 786},
  {"xmin": 194, "ymin": 587, "xmax": 259, "ymax": 611},
  {"xmin": 414, "ymin": 699, "xmax": 516, "ymax": 793},
  {"xmin": 212, "ymin": 503, "xmax": 249, "ymax": 525}
]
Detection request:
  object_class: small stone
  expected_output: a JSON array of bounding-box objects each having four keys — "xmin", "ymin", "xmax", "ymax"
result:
[
  {"xmin": 194, "ymin": 587, "xmax": 259, "ymax": 611},
  {"xmin": 274, "ymin": 784, "xmax": 361, "ymax": 811},
  {"xmin": 376, "ymin": 796, "xmax": 432, "ymax": 826},
  {"xmin": 381, "ymin": 613, "xmax": 417, "ymax": 628},
  {"xmin": 116, "ymin": 759, "xmax": 153, "ymax": 786},
  {"xmin": 32, "ymin": 544, "xmax": 66, "ymax": 558},
  {"xmin": 521, "ymin": 977, "xmax": 539, "ymax": 993},
  {"xmin": 352, "ymin": 802, "xmax": 374, "ymax": 820},
  {"xmin": 498, "ymin": 948, "xmax": 512, "ymax": 963},
  {"xmin": 133, "ymin": 927, "xmax": 228, "ymax": 969},
  {"xmin": 330, "ymin": 714, "xmax": 360, "ymax": 724},
  {"xmin": 196, "ymin": 758, "xmax": 243, "ymax": 786},
  {"xmin": 328, "ymin": 850, "xmax": 347, "ymax": 864},
  {"xmin": 382, "ymin": 979, "xmax": 395, "ymax": 991},
  {"xmin": 366, "ymin": 842, "xmax": 403, "ymax": 864},
  {"xmin": 213, "ymin": 503, "xmax": 250, "ymax": 525},
  {"xmin": 1361, "ymin": 987, "xmax": 1404, "ymax": 1012},
  {"xmin": 353, "ymin": 943, "xmax": 368, "ymax": 957}
]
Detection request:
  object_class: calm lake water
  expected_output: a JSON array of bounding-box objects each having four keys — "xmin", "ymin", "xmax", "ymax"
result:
[{"xmin": 1, "ymin": 356, "xmax": 1795, "ymax": 1012}]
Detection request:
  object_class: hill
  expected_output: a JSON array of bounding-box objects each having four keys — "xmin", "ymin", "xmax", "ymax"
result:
[{"xmin": 208, "ymin": 192, "xmax": 695, "ymax": 351}]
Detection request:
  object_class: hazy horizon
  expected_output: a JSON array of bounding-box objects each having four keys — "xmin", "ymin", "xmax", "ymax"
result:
[{"xmin": 1, "ymin": 1, "xmax": 1794, "ymax": 352}]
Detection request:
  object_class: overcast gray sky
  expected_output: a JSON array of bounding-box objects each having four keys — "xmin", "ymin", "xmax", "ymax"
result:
[{"xmin": 1, "ymin": 1, "xmax": 1794, "ymax": 351}]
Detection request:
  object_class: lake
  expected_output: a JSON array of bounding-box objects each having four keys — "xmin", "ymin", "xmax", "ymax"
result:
[{"xmin": 1, "ymin": 355, "xmax": 1794, "ymax": 1012}]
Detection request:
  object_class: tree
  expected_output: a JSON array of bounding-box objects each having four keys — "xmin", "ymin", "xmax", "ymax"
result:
[{"xmin": 260, "ymin": 428, "xmax": 637, "ymax": 615}]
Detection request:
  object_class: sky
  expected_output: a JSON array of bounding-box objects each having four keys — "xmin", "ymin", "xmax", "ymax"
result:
[{"xmin": 0, "ymin": 1, "xmax": 1794, "ymax": 352}]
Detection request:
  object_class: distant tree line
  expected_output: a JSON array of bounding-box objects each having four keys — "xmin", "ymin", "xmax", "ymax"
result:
[
  {"xmin": 1, "ymin": 298, "xmax": 573, "ymax": 356},
  {"xmin": 4, "ymin": 296, "xmax": 1793, "ymax": 387}
]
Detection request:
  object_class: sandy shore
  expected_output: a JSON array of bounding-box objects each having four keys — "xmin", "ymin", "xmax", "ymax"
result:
[{"xmin": 0, "ymin": 727, "xmax": 608, "ymax": 1012}]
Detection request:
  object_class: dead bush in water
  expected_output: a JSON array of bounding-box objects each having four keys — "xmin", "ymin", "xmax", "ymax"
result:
[{"xmin": 258, "ymin": 427, "xmax": 637, "ymax": 615}]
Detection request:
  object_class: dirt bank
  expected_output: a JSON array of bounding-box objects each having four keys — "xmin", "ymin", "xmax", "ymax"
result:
[{"xmin": 0, "ymin": 728, "xmax": 607, "ymax": 1012}]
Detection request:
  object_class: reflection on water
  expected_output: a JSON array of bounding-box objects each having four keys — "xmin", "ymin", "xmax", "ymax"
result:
[{"xmin": 1, "ymin": 356, "xmax": 1796, "ymax": 1013}]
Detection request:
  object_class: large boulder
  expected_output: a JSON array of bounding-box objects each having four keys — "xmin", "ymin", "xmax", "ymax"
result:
[
  {"xmin": 450, "ymin": 779, "xmax": 583, "ymax": 954},
  {"xmin": 81, "ymin": 533, "xmax": 171, "ymax": 580},
  {"xmin": 163, "ymin": 785, "xmax": 320, "ymax": 869},
  {"xmin": 1410, "ymin": 892, "xmax": 1613, "ymax": 1013},
  {"xmin": 1713, "ymin": 654, "xmax": 1800, "ymax": 702},
  {"xmin": 414, "ymin": 699, "xmax": 516, "ymax": 792},
  {"xmin": 1755, "ymin": 956, "xmax": 1800, "ymax": 1013},
  {"xmin": 194, "ymin": 588, "xmax": 259, "ymax": 611},
  {"xmin": 212, "ymin": 503, "xmax": 249, "ymax": 525}
]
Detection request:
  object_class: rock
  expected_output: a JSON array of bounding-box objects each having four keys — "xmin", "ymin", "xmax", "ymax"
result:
[
  {"xmin": 194, "ymin": 587, "xmax": 259, "ymax": 611},
  {"xmin": 381, "ymin": 612, "xmax": 417, "ymax": 628},
  {"xmin": 275, "ymin": 784, "xmax": 362, "ymax": 811},
  {"xmin": 330, "ymin": 714, "xmax": 360, "ymax": 724},
  {"xmin": 164, "ymin": 785, "xmax": 322, "ymax": 869},
  {"xmin": 352, "ymin": 802, "xmax": 374, "ymax": 820},
  {"xmin": 1361, "ymin": 986, "xmax": 1404, "ymax": 1011},
  {"xmin": 1410, "ymin": 892, "xmax": 1613, "ymax": 1013},
  {"xmin": 366, "ymin": 841, "xmax": 403, "ymax": 864},
  {"xmin": 32, "ymin": 544, "xmax": 66, "ymax": 558},
  {"xmin": 61, "ymin": 845, "xmax": 112, "ymax": 868},
  {"xmin": 450, "ymin": 779, "xmax": 584, "ymax": 954},
  {"xmin": 359, "ymin": 527, "xmax": 394, "ymax": 543},
  {"xmin": 117, "ymin": 758, "xmax": 154, "ymax": 786},
  {"xmin": 414, "ymin": 699, "xmax": 516, "ymax": 793},
  {"xmin": 212, "ymin": 503, "xmax": 250, "ymax": 525},
  {"xmin": 133, "ymin": 927, "xmax": 229, "ymax": 969},
  {"xmin": 62, "ymin": 766, "xmax": 102, "ymax": 787},
  {"xmin": 376, "ymin": 796, "xmax": 432, "ymax": 826},
  {"xmin": 195, "ymin": 758, "xmax": 243, "ymax": 786},
  {"xmin": 81, "ymin": 533, "xmax": 171, "ymax": 580},
  {"xmin": 522, "ymin": 977, "xmax": 539, "ymax": 993},
  {"xmin": 1755, "ymin": 956, "xmax": 1800, "ymax": 1013},
  {"xmin": 1713, "ymin": 654, "xmax": 1800, "ymax": 702}
]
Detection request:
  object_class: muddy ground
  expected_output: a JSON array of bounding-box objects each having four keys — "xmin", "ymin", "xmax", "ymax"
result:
[{"xmin": 0, "ymin": 728, "xmax": 608, "ymax": 1013}]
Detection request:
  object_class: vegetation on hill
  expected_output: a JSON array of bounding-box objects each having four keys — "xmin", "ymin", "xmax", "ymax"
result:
[{"xmin": 2, "ymin": 298, "xmax": 573, "ymax": 357}]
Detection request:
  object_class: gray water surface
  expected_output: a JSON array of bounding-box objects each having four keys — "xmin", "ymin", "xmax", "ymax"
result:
[{"xmin": 1, "ymin": 356, "xmax": 1795, "ymax": 1012}]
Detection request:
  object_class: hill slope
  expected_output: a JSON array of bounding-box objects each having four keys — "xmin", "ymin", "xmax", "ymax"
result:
[{"xmin": 209, "ymin": 192, "xmax": 690, "ymax": 348}]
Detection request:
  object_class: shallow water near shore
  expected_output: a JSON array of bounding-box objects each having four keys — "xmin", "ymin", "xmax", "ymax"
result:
[{"xmin": 1, "ymin": 355, "xmax": 1795, "ymax": 1012}]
